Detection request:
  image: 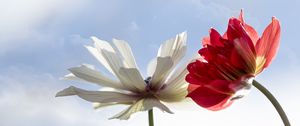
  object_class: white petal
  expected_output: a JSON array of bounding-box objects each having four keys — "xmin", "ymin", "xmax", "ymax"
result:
[
  {"xmin": 100, "ymin": 49, "xmax": 124, "ymax": 76},
  {"xmin": 158, "ymin": 32, "xmax": 187, "ymax": 64},
  {"xmin": 147, "ymin": 58, "xmax": 157, "ymax": 77},
  {"xmin": 118, "ymin": 67, "xmax": 146, "ymax": 92},
  {"xmin": 89, "ymin": 36, "xmax": 125, "ymax": 75},
  {"xmin": 93, "ymin": 102, "xmax": 131, "ymax": 109},
  {"xmin": 150, "ymin": 57, "xmax": 173, "ymax": 88},
  {"xmin": 163, "ymin": 98, "xmax": 196, "ymax": 111},
  {"xmin": 158, "ymin": 85, "xmax": 188, "ymax": 102},
  {"xmin": 90, "ymin": 37, "xmax": 145, "ymax": 92},
  {"xmin": 110, "ymin": 98, "xmax": 173, "ymax": 120},
  {"xmin": 164, "ymin": 66, "xmax": 188, "ymax": 90},
  {"xmin": 159, "ymin": 67, "xmax": 188, "ymax": 102},
  {"xmin": 85, "ymin": 45, "xmax": 115, "ymax": 75},
  {"xmin": 142, "ymin": 98, "xmax": 173, "ymax": 114},
  {"xmin": 149, "ymin": 32, "xmax": 187, "ymax": 87},
  {"xmin": 101, "ymin": 50, "xmax": 147, "ymax": 92},
  {"xmin": 157, "ymin": 37, "xmax": 173, "ymax": 57},
  {"xmin": 172, "ymin": 46, "xmax": 187, "ymax": 65},
  {"xmin": 92, "ymin": 87, "xmax": 133, "ymax": 109},
  {"xmin": 93, "ymin": 102, "xmax": 118, "ymax": 109},
  {"xmin": 56, "ymin": 86, "xmax": 138, "ymax": 103},
  {"xmin": 81, "ymin": 63, "xmax": 96, "ymax": 69},
  {"xmin": 62, "ymin": 73, "xmax": 81, "ymax": 81},
  {"xmin": 91, "ymin": 36, "xmax": 115, "ymax": 52},
  {"xmin": 172, "ymin": 32, "xmax": 187, "ymax": 63},
  {"xmin": 113, "ymin": 39, "xmax": 138, "ymax": 68},
  {"xmin": 68, "ymin": 64, "xmax": 123, "ymax": 89}
]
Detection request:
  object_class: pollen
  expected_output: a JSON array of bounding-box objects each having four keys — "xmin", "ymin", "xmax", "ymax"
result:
[{"xmin": 255, "ymin": 56, "xmax": 266, "ymax": 74}]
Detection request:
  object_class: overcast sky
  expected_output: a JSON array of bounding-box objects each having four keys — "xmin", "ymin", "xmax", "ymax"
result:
[{"xmin": 1, "ymin": 0, "xmax": 300, "ymax": 126}]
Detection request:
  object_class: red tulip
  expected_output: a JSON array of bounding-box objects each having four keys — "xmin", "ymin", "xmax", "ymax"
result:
[{"xmin": 186, "ymin": 10, "xmax": 281, "ymax": 111}]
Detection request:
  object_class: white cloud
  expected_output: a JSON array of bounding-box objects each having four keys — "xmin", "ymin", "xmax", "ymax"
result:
[
  {"xmin": 0, "ymin": 0, "xmax": 88, "ymax": 55},
  {"xmin": 193, "ymin": 1, "xmax": 234, "ymax": 18},
  {"xmin": 0, "ymin": 68, "xmax": 93, "ymax": 126},
  {"xmin": 129, "ymin": 21, "xmax": 140, "ymax": 31}
]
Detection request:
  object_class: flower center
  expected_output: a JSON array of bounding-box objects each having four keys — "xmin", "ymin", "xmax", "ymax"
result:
[
  {"xmin": 255, "ymin": 56, "xmax": 266, "ymax": 74},
  {"xmin": 143, "ymin": 77, "xmax": 166, "ymax": 97}
]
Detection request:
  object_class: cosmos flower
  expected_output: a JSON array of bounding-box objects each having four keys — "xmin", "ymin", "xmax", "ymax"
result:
[
  {"xmin": 186, "ymin": 10, "xmax": 281, "ymax": 110},
  {"xmin": 56, "ymin": 32, "xmax": 189, "ymax": 120}
]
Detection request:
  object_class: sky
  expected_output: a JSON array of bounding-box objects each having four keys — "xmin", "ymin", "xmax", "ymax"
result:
[{"xmin": 0, "ymin": 0, "xmax": 300, "ymax": 126}]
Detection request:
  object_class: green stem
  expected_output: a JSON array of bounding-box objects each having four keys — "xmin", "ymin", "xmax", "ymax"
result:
[
  {"xmin": 148, "ymin": 109, "xmax": 154, "ymax": 126},
  {"xmin": 253, "ymin": 80, "xmax": 290, "ymax": 126}
]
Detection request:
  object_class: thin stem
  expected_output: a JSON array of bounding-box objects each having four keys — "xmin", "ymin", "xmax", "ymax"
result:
[
  {"xmin": 148, "ymin": 109, "xmax": 154, "ymax": 126},
  {"xmin": 253, "ymin": 80, "xmax": 290, "ymax": 126}
]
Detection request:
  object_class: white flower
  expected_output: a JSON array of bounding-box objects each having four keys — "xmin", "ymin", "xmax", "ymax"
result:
[{"xmin": 56, "ymin": 32, "xmax": 189, "ymax": 120}]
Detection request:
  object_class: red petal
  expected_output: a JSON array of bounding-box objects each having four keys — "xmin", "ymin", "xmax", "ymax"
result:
[
  {"xmin": 227, "ymin": 18, "xmax": 249, "ymax": 41},
  {"xmin": 207, "ymin": 97, "xmax": 233, "ymax": 111},
  {"xmin": 231, "ymin": 37, "xmax": 257, "ymax": 73},
  {"xmin": 209, "ymin": 28, "xmax": 224, "ymax": 47},
  {"xmin": 255, "ymin": 17, "xmax": 281, "ymax": 68},
  {"xmin": 186, "ymin": 61, "xmax": 212, "ymax": 85},
  {"xmin": 187, "ymin": 86, "xmax": 233, "ymax": 111},
  {"xmin": 187, "ymin": 61, "xmax": 206, "ymax": 75},
  {"xmin": 209, "ymin": 80, "xmax": 234, "ymax": 93},
  {"xmin": 238, "ymin": 9, "xmax": 245, "ymax": 24},
  {"xmin": 244, "ymin": 24, "xmax": 259, "ymax": 45},
  {"xmin": 230, "ymin": 47, "xmax": 248, "ymax": 70},
  {"xmin": 226, "ymin": 18, "xmax": 239, "ymax": 41},
  {"xmin": 227, "ymin": 19, "xmax": 250, "ymax": 45},
  {"xmin": 186, "ymin": 73, "xmax": 208, "ymax": 85},
  {"xmin": 202, "ymin": 28, "xmax": 225, "ymax": 47},
  {"xmin": 238, "ymin": 9, "xmax": 259, "ymax": 44},
  {"xmin": 198, "ymin": 46, "xmax": 220, "ymax": 62}
]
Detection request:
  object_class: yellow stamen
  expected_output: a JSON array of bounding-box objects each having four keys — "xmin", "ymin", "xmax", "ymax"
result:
[{"xmin": 255, "ymin": 56, "xmax": 266, "ymax": 74}]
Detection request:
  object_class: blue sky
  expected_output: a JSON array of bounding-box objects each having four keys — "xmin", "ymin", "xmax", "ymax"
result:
[{"xmin": 0, "ymin": 0, "xmax": 299, "ymax": 126}]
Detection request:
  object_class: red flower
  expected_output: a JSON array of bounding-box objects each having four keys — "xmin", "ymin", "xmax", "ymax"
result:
[{"xmin": 186, "ymin": 10, "xmax": 281, "ymax": 111}]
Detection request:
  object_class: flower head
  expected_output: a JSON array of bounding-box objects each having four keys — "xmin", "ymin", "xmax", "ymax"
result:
[
  {"xmin": 186, "ymin": 10, "xmax": 281, "ymax": 110},
  {"xmin": 56, "ymin": 32, "xmax": 189, "ymax": 120}
]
